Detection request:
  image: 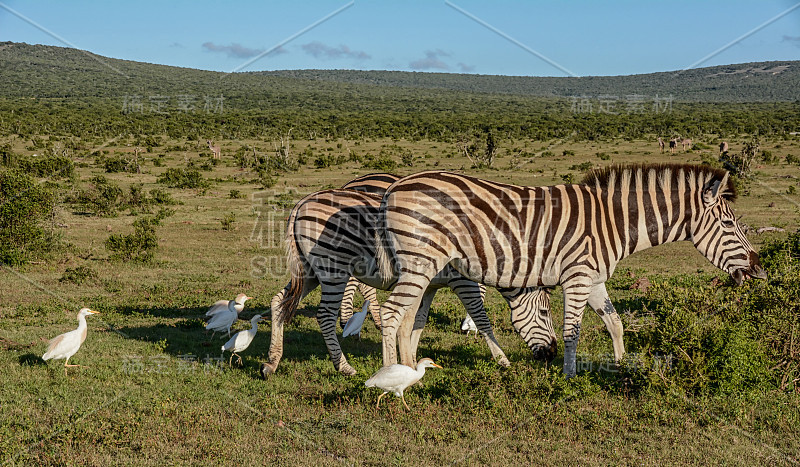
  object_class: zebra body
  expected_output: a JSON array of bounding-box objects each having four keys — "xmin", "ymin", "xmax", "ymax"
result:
[
  {"xmin": 263, "ymin": 188, "xmax": 512, "ymax": 377},
  {"xmin": 376, "ymin": 164, "xmax": 765, "ymax": 376}
]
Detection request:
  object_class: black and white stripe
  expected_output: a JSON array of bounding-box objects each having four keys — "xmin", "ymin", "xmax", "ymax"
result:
[
  {"xmin": 263, "ymin": 185, "xmax": 510, "ymax": 377},
  {"xmin": 376, "ymin": 164, "xmax": 766, "ymax": 376}
]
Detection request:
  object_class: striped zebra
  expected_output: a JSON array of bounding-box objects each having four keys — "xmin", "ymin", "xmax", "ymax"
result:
[
  {"xmin": 375, "ymin": 164, "xmax": 767, "ymax": 376},
  {"xmin": 338, "ymin": 174, "xmax": 563, "ymax": 362},
  {"xmin": 262, "ymin": 188, "xmax": 511, "ymax": 378}
]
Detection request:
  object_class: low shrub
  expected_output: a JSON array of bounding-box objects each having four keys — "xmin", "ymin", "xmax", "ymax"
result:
[
  {"xmin": 105, "ymin": 216, "xmax": 159, "ymax": 262},
  {"xmin": 0, "ymin": 169, "xmax": 58, "ymax": 265},
  {"xmin": 157, "ymin": 168, "xmax": 209, "ymax": 189}
]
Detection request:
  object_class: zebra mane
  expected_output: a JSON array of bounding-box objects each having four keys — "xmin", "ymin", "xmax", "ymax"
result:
[{"xmin": 581, "ymin": 163, "xmax": 737, "ymax": 202}]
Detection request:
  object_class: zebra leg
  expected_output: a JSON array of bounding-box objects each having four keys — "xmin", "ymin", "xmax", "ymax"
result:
[
  {"xmin": 339, "ymin": 277, "xmax": 360, "ymax": 328},
  {"xmin": 407, "ymin": 288, "xmax": 437, "ymax": 364},
  {"xmin": 453, "ymin": 280, "xmax": 510, "ymax": 367},
  {"xmin": 318, "ymin": 280, "xmax": 357, "ymax": 376},
  {"xmin": 261, "ymin": 278, "xmax": 317, "ymax": 377},
  {"xmin": 588, "ymin": 283, "xmax": 625, "ymax": 362},
  {"xmin": 357, "ymin": 281, "xmax": 381, "ymax": 328},
  {"xmin": 380, "ymin": 276, "xmax": 433, "ymax": 367},
  {"xmin": 561, "ymin": 280, "xmax": 592, "ymax": 378},
  {"xmin": 502, "ymin": 287, "xmax": 556, "ymax": 362}
]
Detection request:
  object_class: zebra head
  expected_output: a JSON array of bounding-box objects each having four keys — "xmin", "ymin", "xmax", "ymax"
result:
[
  {"xmin": 691, "ymin": 172, "xmax": 766, "ymax": 285},
  {"xmin": 509, "ymin": 288, "xmax": 557, "ymax": 361}
]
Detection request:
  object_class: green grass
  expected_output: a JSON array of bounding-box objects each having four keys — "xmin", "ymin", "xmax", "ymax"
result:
[{"xmin": 1, "ymin": 135, "xmax": 800, "ymax": 464}]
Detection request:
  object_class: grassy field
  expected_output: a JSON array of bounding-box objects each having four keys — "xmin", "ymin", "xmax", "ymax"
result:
[{"xmin": 1, "ymin": 135, "xmax": 799, "ymax": 465}]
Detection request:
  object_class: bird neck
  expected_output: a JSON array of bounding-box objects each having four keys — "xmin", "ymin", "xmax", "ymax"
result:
[
  {"xmin": 228, "ymin": 302, "xmax": 241, "ymax": 313},
  {"xmin": 250, "ymin": 321, "xmax": 259, "ymax": 331},
  {"xmin": 77, "ymin": 314, "xmax": 89, "ymax": 330}
]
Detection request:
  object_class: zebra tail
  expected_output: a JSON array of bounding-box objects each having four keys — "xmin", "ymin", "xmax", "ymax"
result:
[
  {"xmin": 278, "ymin": 202, "xmax": 305, "ymax": 323},
  {"xmin": 373, "ymin": 201, "xmax": 395, "ymax": 284}
]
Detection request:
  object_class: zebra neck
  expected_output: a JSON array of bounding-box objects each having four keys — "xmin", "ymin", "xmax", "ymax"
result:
[{"xmin": 603, "ymin": 186, "xmax": 694, "ymax": 263}]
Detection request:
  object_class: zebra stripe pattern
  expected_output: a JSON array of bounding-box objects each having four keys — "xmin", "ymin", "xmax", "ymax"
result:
[
  {"xmin": 263, "ymin": 188, "xmax": 510, "ymax": 377},
  {"xmin": 376, "ymin": 164, "xmax": 766, "ymax": 376}
]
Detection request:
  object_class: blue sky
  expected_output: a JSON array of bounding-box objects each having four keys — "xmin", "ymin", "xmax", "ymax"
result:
[{"xmin": 1, "ymin": 0, "xmax": 799, "ymax": 76}]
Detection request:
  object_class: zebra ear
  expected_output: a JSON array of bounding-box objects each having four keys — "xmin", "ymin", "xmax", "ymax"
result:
[{"xmin": 702, "ymin": 172, "xmax": 730, "ymax": 205}]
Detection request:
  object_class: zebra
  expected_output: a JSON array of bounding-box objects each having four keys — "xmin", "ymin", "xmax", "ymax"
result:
[
  {"xmin": 719, "ymin": 141, "xmax": 729, "ymax": 155},
  {"xmin": 374, "ymin": 164, "xmax": 767, "ymax": 377},
  {"xmin": 681, "ymin": 138, "xmax": 693, "ymax": 152},
  {"xmin": 341, "ymin": 174, "xmax": 569, "ymax": 362},
  {"xmin": 669, "ymin": 138, "xmax": 678, "ymax": 154},
  {"xmin": 262, "ymin": 188, "xmax": 512, "ymax": 378},
  {"xmin": 658, "ymin": 137, "xmax": 665, "ymax": 154}
]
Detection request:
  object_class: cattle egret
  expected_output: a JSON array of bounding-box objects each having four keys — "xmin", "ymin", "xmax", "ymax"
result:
[
  {"xmin": 460, "ymin": 315, "xmax": 478, "ymax": 337},
  {"xmin": 365, "ymin": 358, "xmax": 442, "ymax": 410},
  {"xmin": 206, "ymin": 293, "xmax": 250, "ymax": 317},
  {"xmin": 222, "ymin": 314, "xmax": 262, "ymax": 366},
  {"xmin": 206, "ymin": 294, "xmax": 252, "ymax": 338},
  {"xmin": 42, "ymin": 308, "xmax": 100, "ymax": 375},
  {"xmin": 342, "ymin": 300, "xmax": 370, "ymax": 338}
]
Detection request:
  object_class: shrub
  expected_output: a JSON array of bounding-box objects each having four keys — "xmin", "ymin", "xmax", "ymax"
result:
[
  {"xmin": 149, "ymin": 188, "xmax": 177, "ymax": 205},
  {"xmin": 596, "ymin": 152, "xmax": 610, "ymax": 161},
  {"xmin": 74, "ymin": 175, "xmax": 124, "ymax": 216},
  {"xmin": 157, "ymin": 168, "xmax": 209, "ymax": 189},
  {"xmin": 0, "ymin": 169, "xmax": 57, "ymax": 265},
  {"xmin": 105, "ymin": 217, "xmax": 159, "ymax": 262},
  {"xmin": 362, "ymin": 154, "xmax": 398, "ymax": 171},
  {"xmin": 569, "ymin": 161, "xmax": 593, "ymax": 171},
  {"xmin": 221, "ymin": 213, "xmax": 236, "ymax": 231},
  {"xmin": 229, "ymin": 189, "xmax": 244, "ymax": 199},
  {"xmin": 786, "ymin": 154, "xmax": 800, "ymax": 165},
  {"xmin": 59, "ymin": 265, "xmax": 98, "ymax": 285},
  {"xmin": 104, "ymin": 156, "xmax": 139, "ymax": 173},
  {"xmin": 625, "ymin": 234, "xmax": 800, "ymax": 395},
  {"xmin": 314, "ymin": 154, "xmax": 347, "ymax": 168},
  {"xmin": 18, "ymin": 154, "xmax": 74, "ymax": 179}
]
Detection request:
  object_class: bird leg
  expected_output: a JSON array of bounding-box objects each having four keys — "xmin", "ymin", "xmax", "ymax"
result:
[
  {"xmin": 236, "ymin": 353, "xmax": 243, "ymax": 366},
  {"xmin": 400, "ymin": 394, "xmax": 410, "ymax": 411},
  {"xmin": 228, "ymin": 353, "xmax": 234, "ymax": 366},
  {"xmin": 376, "ymin": 391, "xmax": 388, "ymax": 409}
]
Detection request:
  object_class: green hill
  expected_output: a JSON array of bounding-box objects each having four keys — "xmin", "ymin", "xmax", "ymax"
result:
[{"xmin": 1, "ymin": 41, "xmax": 798, "ymax": 103}]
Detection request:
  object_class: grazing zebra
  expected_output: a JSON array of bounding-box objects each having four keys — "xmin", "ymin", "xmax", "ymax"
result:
[
  {"xmin": 374, "ymin": 164, "xmax": 766, "ymax": 376},
  {"xmin": 719, "ymin": 141, "xmax": 729, "ymax": 155},
  {"xmin": 336, "ymin": 173, "xmax": 403, "ymax": 327},
  {"xmin": 681, "ymin": 138, "xmax": 692, "ymax": 151},
  {"xmin": 658, "ymin": 137, "xmax": 665, "ymax": 154},
  {"xmin": 262, "ymin": 188, "xmax": 512, "ymax": 378},
  {"xmin": 206, "ymin": 140, "xmax": 221, "ymax": 159}
]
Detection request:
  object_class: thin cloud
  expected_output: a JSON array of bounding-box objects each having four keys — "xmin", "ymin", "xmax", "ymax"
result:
[
  {"xmin": 410, "ymin": 49, "xmax": 451, "ymax": 71},
  {"xmin": 202, "ymin": 42, "xmax": 287, "ymax": 59},
  {"xmin": 458, "ymin": 62, "xmax": 476, "ymax": 72},
  {"xmin": 782, "ymin": 35, "xmax": 800, "ymax": 46},
  {"xmin": 301, "ymin": 41, "xmax": 370, "ymax": 60}
]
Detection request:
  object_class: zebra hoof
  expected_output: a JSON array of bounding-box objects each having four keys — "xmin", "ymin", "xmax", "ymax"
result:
[
  {"xmin": 497, "ymin": 357, "xmax": 511, "ymax": 368},
  {"xmin": 338, "ymin": 365, "xmax": 357, "ymax": 376}
]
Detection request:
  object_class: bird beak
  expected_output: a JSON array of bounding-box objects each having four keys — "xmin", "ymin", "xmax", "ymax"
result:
[
  {"xmin": 432, "ymin": 363, "xmax": 443, "ymax": 369},
  {"xmin": 89, "ymin": 310, "xmax": 100, "ymax": 314},
  {"xmin": 247, "ymin": 296, "xmax": 254, "ymax": 301}
]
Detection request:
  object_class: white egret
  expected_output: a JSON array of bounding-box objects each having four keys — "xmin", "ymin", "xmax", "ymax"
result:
[
  {"xmin": 42, "ymin": 308, "xmax": 100, "ymax": 375},
  {"xmin": 205, "ymin": 292, "xmax": 250, "ymax": 317},
  {"xmin": 460, "ymin": 315, "xmax": 478, "ymax": 338},
  {"xmin": 365, "ymin": 358, "xmax": 442, "ymax": 410},
  {"xmin": 205, "ymin": 294, "xmax": 252, "ymax": 338},
  {"xmin": 342, "ymin": 300, "xmax": 370, "ymax": 338},
  {"xmin": 221, "ymin": 314, "xmax": 262, "ymax": 366}
]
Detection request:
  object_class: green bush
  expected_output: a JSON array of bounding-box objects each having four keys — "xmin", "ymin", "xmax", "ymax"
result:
[
  {"xmin": 362, "ymin": 154, "xmax": 398, "ymax": 171},
  {"xmin": 74, "ymin": 175, "xmax": 124, "ymax": 216},
  {"xmin": 103, "ymin": 156, "xmax": 139, "ymax": 173},
  {"xmin": 221, "ymin": 213, "xmax": 236, "ymax": 231},
  {"xmin": 625, "ymin": 234, "xmax": 800, "ymax": 395},
  {"xmin": 17, "ymin": 154, "xmax": 74, "ymax": 179},
  {"xmin": 149, "ymin": 188, "xmax": 177, "ymax": 205},
  {"xmin": 105, "ymin": 216, "xmax": 159, "ymax": 262},
  {"xmin": 157, "ymin": 168, "xmax": 209, "ymax": 189},
  {"xmin": 0, "ymin": 169, "xmax": 58, "ymax": 265},
  {"xmin": 59, "ymin": 265, "xmax": 98, "ymax": 285}
]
